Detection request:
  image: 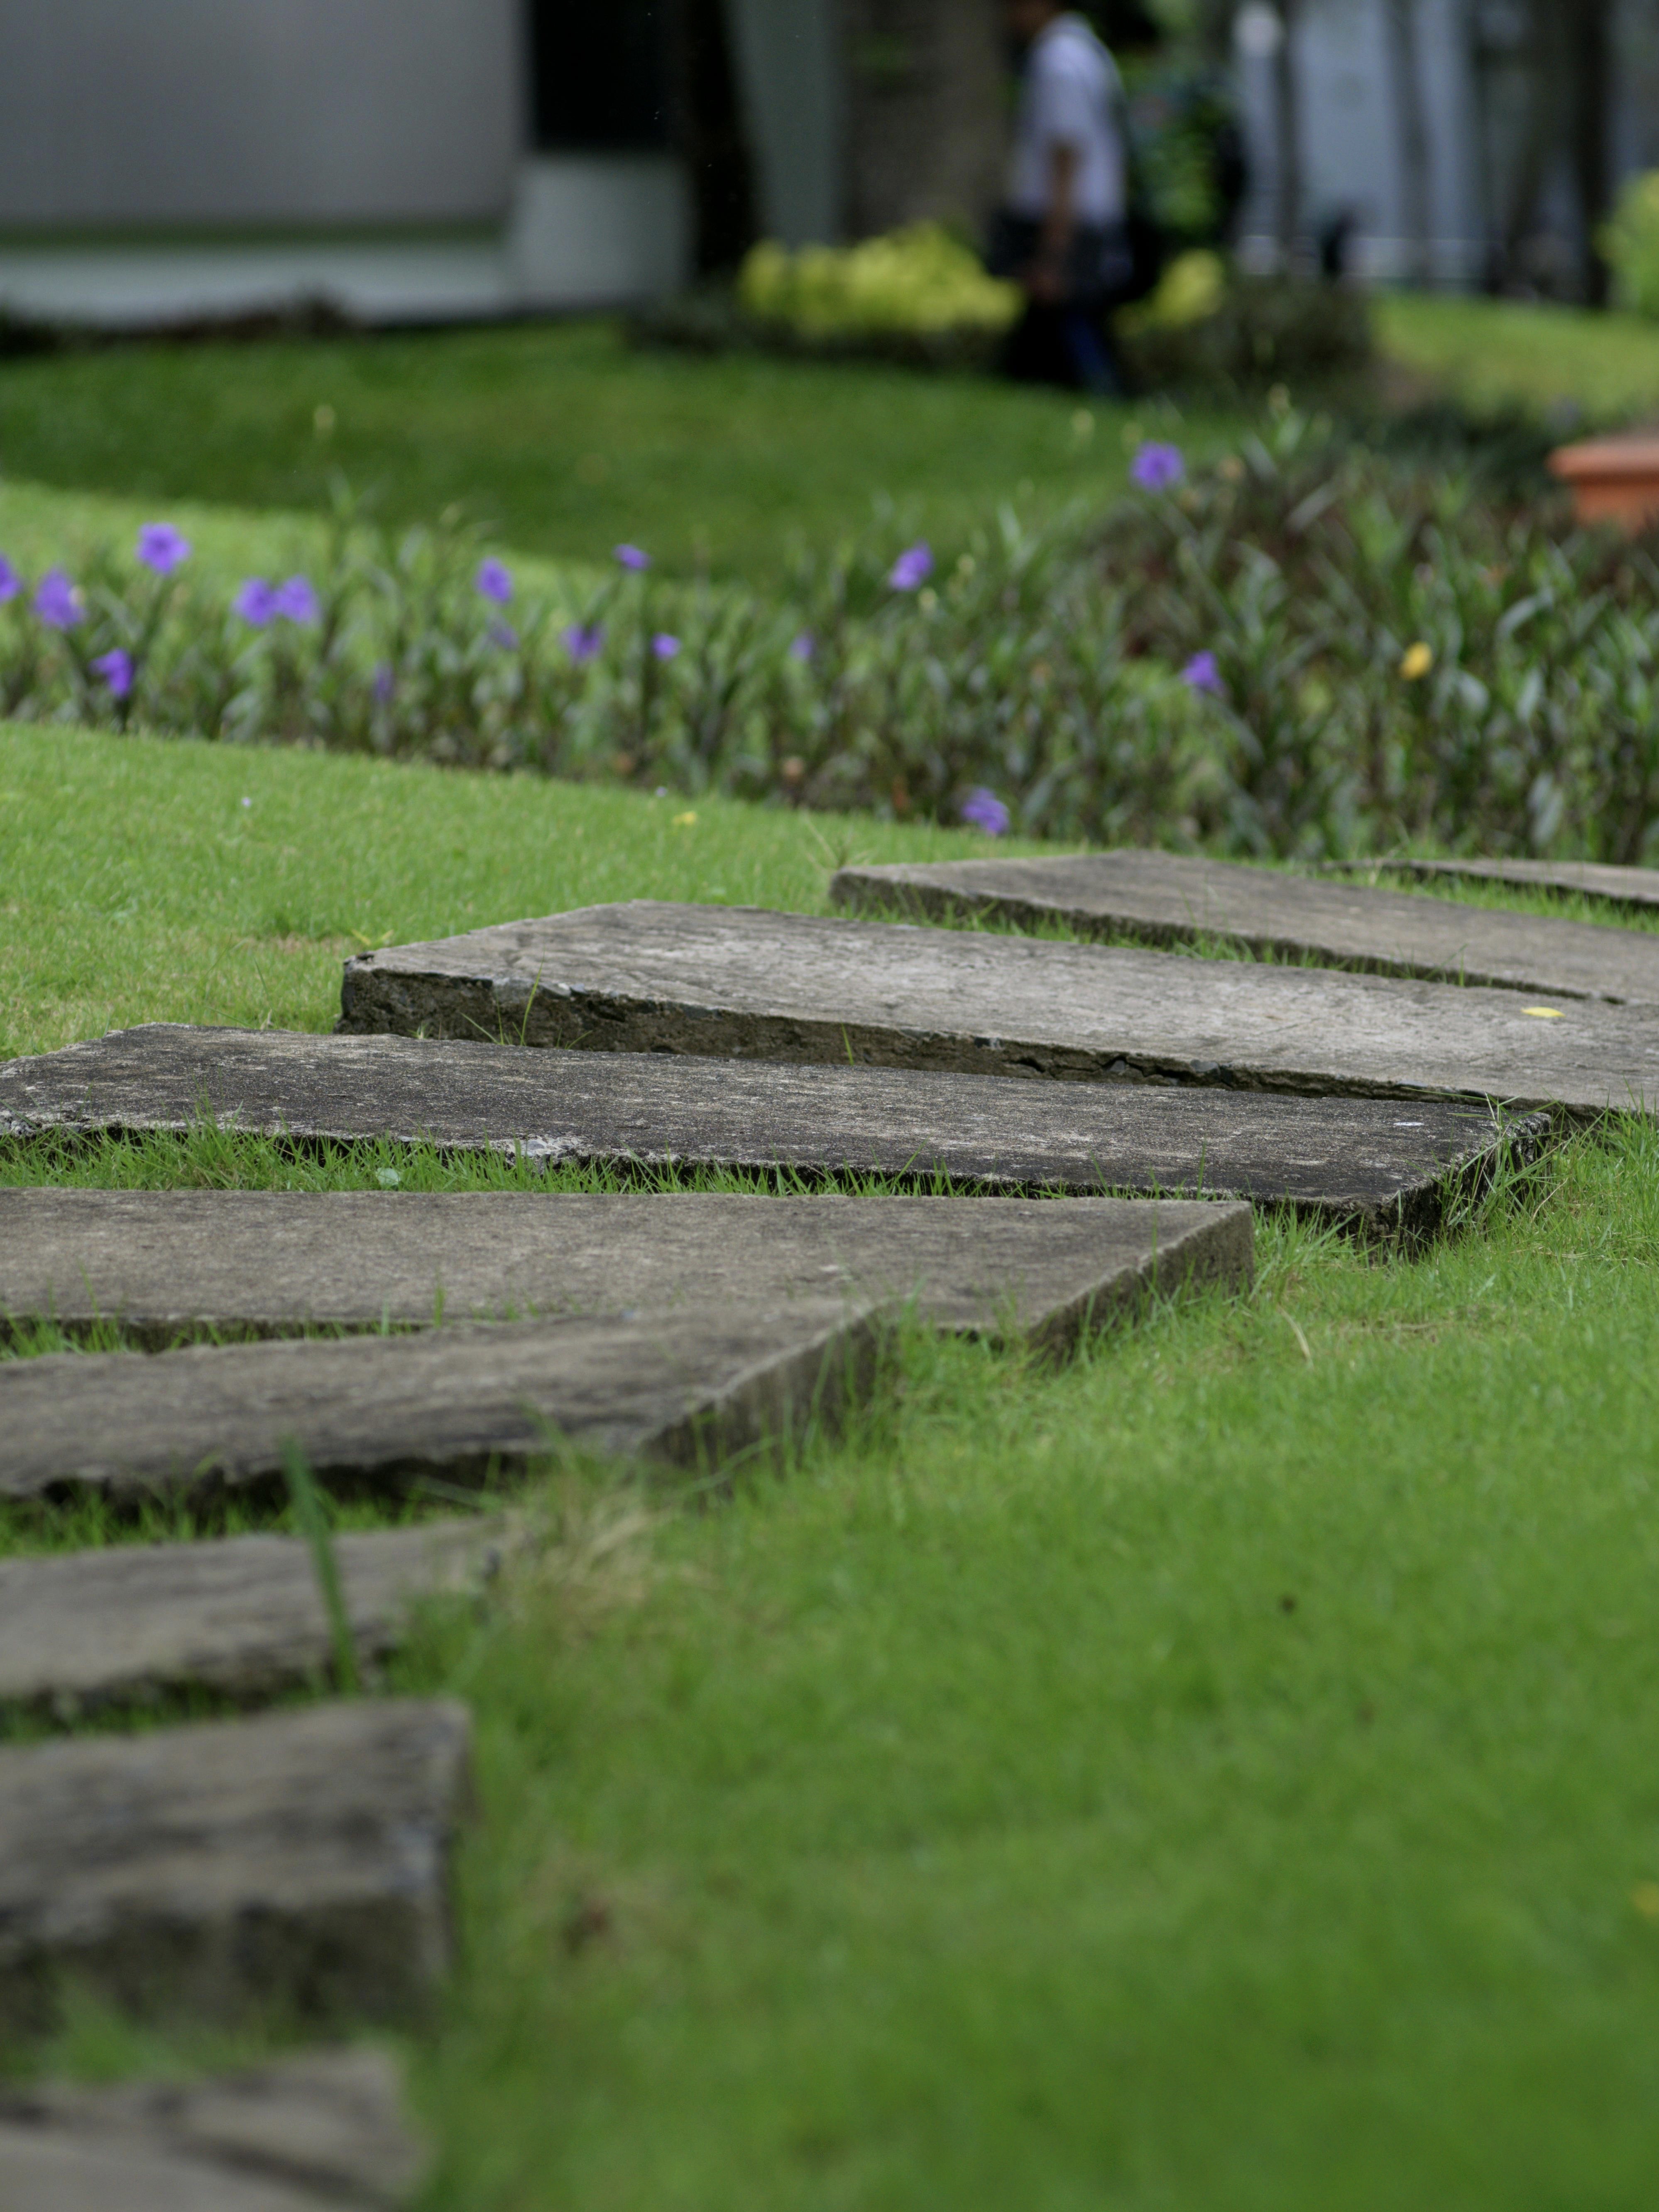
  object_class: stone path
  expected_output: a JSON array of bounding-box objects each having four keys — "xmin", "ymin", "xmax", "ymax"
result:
[
  {"xmin": 0, "ymin": 1700, "xmax": 470, "ymax": 2034},
  {"xmin": 1321, "ymin": 855, "xmax": 1659, "ymax": 913},
  {"xmin": 337, "ymin": 900, "xmax": 1659, "ymax": 1116},
  {"xmin": 830, "ymin": 848, "xmax": 1659, "ymax": 1005},
  {"xmin": 0, "ymin": 1520, "xmax": 505, "ymax": 1713},
  {"xmin": 0, "ymin": 2046, "xmax": 425, "ymax": 2211},
  {"xmin": 0, "ymin": 1299, "xmax": 879, "ymax": 1509},
  {"xmin": 0, "ymin": 1024, "xmax": 1537, "ymax": 1229},
  {"xmin": 0, "ymin": 1189, "xmax": 1249, "ymax": 1353}
]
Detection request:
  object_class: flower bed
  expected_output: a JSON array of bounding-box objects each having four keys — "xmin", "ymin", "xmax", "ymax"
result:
[{"xmin": 4, "ymin": 408, "xmax": 1657, "ymax": 864}]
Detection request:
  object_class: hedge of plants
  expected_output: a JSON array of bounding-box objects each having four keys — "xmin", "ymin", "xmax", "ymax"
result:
[{"xmin": 4, "ymin": 407, "xmax": 1657, "ymax": 864}]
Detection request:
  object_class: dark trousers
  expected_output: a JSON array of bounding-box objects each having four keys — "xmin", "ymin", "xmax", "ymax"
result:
[
  {"xmin": 1001, "ymin": 297, "xmax": 1124, "ymax": 396},
  {"xmin": 986, "ymin": 211, "xmax": 1130, "ymax": 396}
]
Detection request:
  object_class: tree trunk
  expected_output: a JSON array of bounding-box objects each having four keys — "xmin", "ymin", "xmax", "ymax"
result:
[
  {"xmin": 839, "ymin": 0, "xmax": 1005, "ymax": 239},
  {"xmin": 1384, "ymin": 0, "xmax": 1432, "ymax": 285},
  {"xmin": 1564, "ymin": 0, "xmax": 1615, "ymax": 307},
  {"xmin": 1272, "ymin": 0, "xmax": 1304, "ymax": 266}
]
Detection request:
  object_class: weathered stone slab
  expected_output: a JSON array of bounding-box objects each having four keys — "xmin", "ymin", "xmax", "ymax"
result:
[
  {"xmin": 0, "ymin": 1520, "xmax": 505, "ymax": 1713},
  {"xmin": 0, "ymin": 2046, "xmax": 425, "ymax": 2210},
  {"xmin": 0, "ymin": 2127, "xmax": 341, "ymax": 2212},
  {"xmin": 830, "ymin": 848, "xmax": 1659, "ymax": 1005},
  {"xmin": 0, "ymin": 1024, "xmax": 1537, "ymax": 1230},
  {"xmin": 0, "ymin": 1299, "xmax": 877, "ymax": 1509},
  {"xmin": 0, "ymin": 1699, "xmax": 470, "ymax": 2035},
  {"xmin": 0, "ymin": 1189, "xmax": 1249, "ymax": 1353},
  {"xmin": 335, "ymin": 899, "xmax": 1659, "ymax": 1117},
  {"xmin": 1321, "ymin": 854, "xmax": 1659, "ymax": 915}
]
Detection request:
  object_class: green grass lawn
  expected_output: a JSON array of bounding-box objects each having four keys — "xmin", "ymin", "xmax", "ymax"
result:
[
  {"xmin": 0, "ymin": 320, "xmax": 1215, "ymax": 586},
  {"xmin": 1376, "ymin": 292, "xmax": 1659, "ymax": 426},
  {"xmin": 5, "ymin": 723, "xmax": 1659, "ymax": 2207},
  {"xmin": 5, "ymin": 298, "xmax": 1657, "ymax": 600}
]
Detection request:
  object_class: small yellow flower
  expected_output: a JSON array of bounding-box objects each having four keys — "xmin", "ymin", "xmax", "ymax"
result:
[
  {"xmin": 672, "ymin": 810, "xmax": 698, "ymax": 828},
  {"xmin": 1633, "ymin": 1882, "xmax": 1659, "ymax": 1919},
  {"xmin": 1400, "ymin": 641, "xmax": 1434, "ymax": 681}
]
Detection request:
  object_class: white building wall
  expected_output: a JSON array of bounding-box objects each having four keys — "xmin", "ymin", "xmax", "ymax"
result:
[{"xmin": 0, "ymin": 0, "xmax": 520, "ymax": 229}]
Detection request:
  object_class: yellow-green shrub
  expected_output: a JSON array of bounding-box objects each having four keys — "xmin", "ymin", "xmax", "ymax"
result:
[{"xmin": 739, "ymin": 225, "xmax": 1020, "ymax": 339}]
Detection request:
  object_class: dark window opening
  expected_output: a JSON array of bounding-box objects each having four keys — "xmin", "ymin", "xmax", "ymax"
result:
[{"xmin": 528, "ymin": 0, "xmax": 669, "ymax": 153}]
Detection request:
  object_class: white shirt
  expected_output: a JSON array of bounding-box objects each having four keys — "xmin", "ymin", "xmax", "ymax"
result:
[{"xmin": 1007, "ymin": 13, "xmax": 1126, "ymax": 228}]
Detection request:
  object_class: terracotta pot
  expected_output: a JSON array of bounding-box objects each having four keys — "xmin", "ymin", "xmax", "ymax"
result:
[{"xmin": 1547, "ymin": 435, "xmax": 1659, "ymax": 533}]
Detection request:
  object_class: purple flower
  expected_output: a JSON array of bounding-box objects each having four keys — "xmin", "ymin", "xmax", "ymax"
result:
[
  {"xmin": 888, "ymin": 541, "xmax": 935, "ymax": 592},
  {"xmin": 614, "ymin": 544, "xmax": 651, "ymax": 572},
  {"xmin": 91, "ymin": 647, "xmax": 134, "ymax": 700},
  {"xmin": 0, "ymin": 554, "xmax": 23, "ymax": 604},
  {"xmin": 271, "ymin": 575, "xmax": 320, "ymax": 624},
  {"xmin": 34, "ymin": 570, "xmax": 82, "ymax": 629},
  {"xmin": 95, "ymin": 651, "xmax": 135, "ymax": 703},
  {"xmin": 651, "ymin": 632, "xmax": 681, "ymax": 661},
  {"xmin": 373, "ymin": 661, "xmax": 396, "ymax": 706},
  {"xmin": 489, "ymin": 619, "xmax": 519, "ymax": 651},
  {"xmin": 789, "ymin": 631, "xmax": 816, "ymax": 662},
  {"xmin": 562, "ymin": 623, "xmax": 605, "ymax": 664},
  {"xmin": 475, "ymin": 557, "xmax": 513, "ymax": 605},
  {"xmin": 1181, "ymin": 649, "xmax": 1225, "ymax": 697},
  {"xmin": 136, "ymin": 521, "xmax": 191, "ymax": 576},
  {"xmin": 961, "ymin": 787, "xmax": 1011, "ymax": 836},
  {"xmin": 234, "ymin": 577, "xmax": 278, "ymax": 626},
  {"xmin": 1130, "ymin": 441, "xmax": 1186, "ymax": 492}
]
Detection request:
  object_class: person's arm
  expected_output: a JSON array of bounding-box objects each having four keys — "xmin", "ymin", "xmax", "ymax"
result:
[{"xmin": 1026, "ymin": 139, "xmax": 1079, "ymax": 301}]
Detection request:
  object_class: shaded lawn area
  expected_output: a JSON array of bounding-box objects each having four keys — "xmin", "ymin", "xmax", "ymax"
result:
[
  {"xmin": 3, "ymin": 299, "xmax": 1657, "ymax": 598},
  {"xmin": 1376, "ymin": 292, "xmax": 1659, "ymax": 426},
  {"xmin": 4, "ymin": 724, "xmax": 1659, "ymax": 2206},
  {"xmin": 0, "ymin": 319, "xmax": 1208, "ymax": 586}
]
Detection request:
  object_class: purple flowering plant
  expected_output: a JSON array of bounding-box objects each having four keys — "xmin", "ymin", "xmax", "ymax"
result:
[
  {"xmin": 475, "ymin": 558, "xmax": 513, "ymax": 605},
  {"xmin": 651, "ymin": 633, "xmax": 681, "ymax": 661},
  {"xmin": 1130, "ymin": 442, "xmax": 1185, "ymax": 492},
  {"xmin": 271, "ymin": 576, "xmax": 320, "ymax": 625},
  {"xmin": 1181, "ymin": 650, "xmax": 1225, "ymax": 697},
  {"xmin": 563, "ymin": 623, "xmax": 605, "ymax": 664},
  {"xmin": 137, "ymin": 522, "xmax": 191, "ymax": 577},
  {"xmin": 91, "ymin": 647, "xmax": 135, "ymax": 700},
  {"xmin": 614, "ymin": 545, "xmax": 651, "ymax": 572},
  {"xmin": 234, "ymin": 579, "xmax": 279, "ymax": 627},
  {"xmin": 0, "ymin": 554, "xmax": 23, "ymax": 604},
  {"xmin": 888, "ymin": 542, "xmax": 934, "ymax": 592},
  {"xmin": 961, "ymin": 787, "xmax": 1011, "ymax": 836},
  {"xmin": 34, "ymin": 570, "xmax": 83, "ymax": 630}
]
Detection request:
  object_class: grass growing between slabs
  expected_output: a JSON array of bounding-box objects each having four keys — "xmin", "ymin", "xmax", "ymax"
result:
[
  {"xmin": 6, "ymin": 719, "xmax": 1654, "ymax": 1065},
  {"xmin": 5, "ymin": 725, "xmax": 1659, "ymax": 2203}
]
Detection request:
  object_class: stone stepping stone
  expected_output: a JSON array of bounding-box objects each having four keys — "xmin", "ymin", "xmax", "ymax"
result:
[
  {"xmin": 336, "ymin": 899, "xmax": 1659, "ymax": 1117},
  {"xmin": 0, "ymin": 1520, "xmax": 506, "ymax": 1714},
  {"xmin": 1321, "ymin": 854, "xmax": 1659, "ymax": 916},
  {"xmin": 0, "ymin": 1189, "xmax": 1250, "ymax": 1353},
  {"xmin": 829, "ymin": 848, "xmax": 1659, "ymax": 1005},
  {"xmin": 0, "ymin": 2046, "xmax": 424, "ymax": 2211},
  {"xmin": 0, "ymin": 1698, "xmax": 470, "ymax": 2035},
  {"xmin": 0, "ymin": 1024, "xmax": 1533, "ymax": 1231},
  {"xmin": 0, "ymin": 1299, "xmax": 875, "ymax": 1510}
]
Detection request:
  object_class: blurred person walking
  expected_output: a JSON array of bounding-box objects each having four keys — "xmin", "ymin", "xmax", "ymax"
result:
[{"xmin": 991, "ymin": 0, "xmax": 1134, "ymax": 394}]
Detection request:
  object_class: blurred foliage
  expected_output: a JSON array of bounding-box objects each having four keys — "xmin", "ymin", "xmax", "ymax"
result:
[
  {"xmin": 1118, "ymin": 273, "xmax": 1372, "ymax": 391},
  {"xmin": 737, "ymin": 225, "xmax": 1020, "ymax": 340},
  {"xmin": 1601, "ymin": 170, "xmax": 1659, "ymax": 319},
  {"xmin": 1122, "ymin": 59, "xmax": 1247, "ymax": 250},
  {"xmin": 5, "ymin": 410, "xmax": 1657, "ymax": 866}
]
